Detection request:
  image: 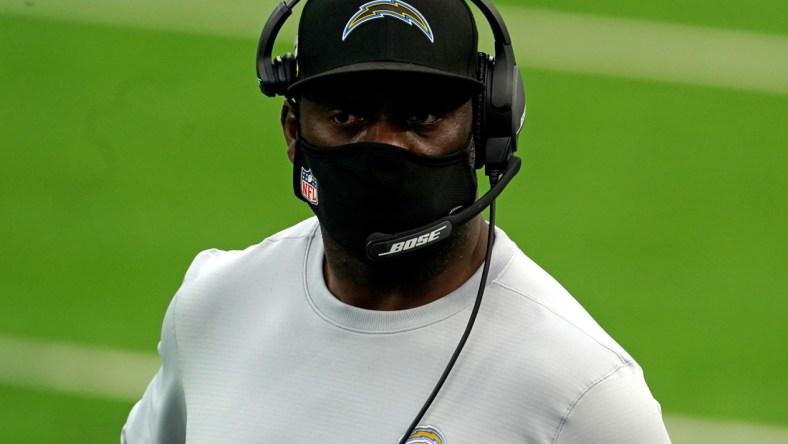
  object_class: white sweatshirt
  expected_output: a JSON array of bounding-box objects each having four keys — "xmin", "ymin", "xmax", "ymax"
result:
[{"xmin": 122, "ymin": 218, "xmax": 671, "ymax": 443}]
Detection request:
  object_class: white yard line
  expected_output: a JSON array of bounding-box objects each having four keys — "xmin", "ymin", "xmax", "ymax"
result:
[
  {"xmin": 501, "ymin": 8, "xmax": 788, "ymax": 96},
  {"xmin": 1, "ymin": 1, "xmax": 786, "ymax": 95},
  {"xmin": 1, "ymin": 335, "xmax": 787, "ymax": 443},
  {"xmin": 666, "ymin": 415, "xmax": 788, "ymax": 444},
  {"xmin": 0, "ymin": 335, "xmax": 159, "ymax": 401}
]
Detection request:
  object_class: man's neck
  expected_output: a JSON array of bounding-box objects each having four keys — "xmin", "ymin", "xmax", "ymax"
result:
[{"xmin": 322, "ymin": 217, "xmax": 489, "ymax": 311}]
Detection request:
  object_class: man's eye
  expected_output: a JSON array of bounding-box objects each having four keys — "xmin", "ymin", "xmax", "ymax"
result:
[
  {"xmin": 332, "ymin": 111, "xmax": 363, "ymax": 125},
  {"xmin": 409, "ymin": 112, "xmax": 441, "ymax": 124}
]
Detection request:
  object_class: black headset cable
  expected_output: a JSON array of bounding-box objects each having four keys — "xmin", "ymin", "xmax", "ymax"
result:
[{"xmin": 397, "ymin": 171, "xmax": 501, "ymax": 444}]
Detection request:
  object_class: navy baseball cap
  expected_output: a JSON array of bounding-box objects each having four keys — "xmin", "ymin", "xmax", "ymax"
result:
[{"xmin": 289, "ymin": 0, "xmax": 483, "ymax": 94}]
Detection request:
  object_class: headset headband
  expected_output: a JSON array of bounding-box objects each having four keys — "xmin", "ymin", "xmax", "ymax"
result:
[{"xmin": 256, "ymin": 0, "xmax": 517, "ymax": 100}]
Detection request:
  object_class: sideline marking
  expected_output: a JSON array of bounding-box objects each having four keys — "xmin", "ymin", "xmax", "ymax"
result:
[
  {"xmin": 1, "ymin": 1, "xmax": 786, "ymax": 95},
  {"xmin": 0, "ymin": 335, "xmax": 159, "ymax": 401},
  {"xmin": 666, "ymin": 415, "xmax": 788, "ymax": 444},
  {"xmin": 1, "ymin": 335, "xmax": 787, "ymax": 443}
]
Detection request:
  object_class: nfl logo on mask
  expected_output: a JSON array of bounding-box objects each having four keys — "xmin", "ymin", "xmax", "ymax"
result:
[{"xmin": 300, "ymin": 167, "xmax": 319, "ymax": 205}]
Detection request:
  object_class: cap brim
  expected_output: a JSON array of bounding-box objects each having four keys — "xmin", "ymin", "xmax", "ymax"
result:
[{"xmin": 287, "ymin": 61, "xmax": 484, "ymax": 95}]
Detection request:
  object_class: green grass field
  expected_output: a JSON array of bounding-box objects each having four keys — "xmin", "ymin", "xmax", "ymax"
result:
[{"xmin": 1, "ymin": 0, "xmax": 786, "ymax": 442}]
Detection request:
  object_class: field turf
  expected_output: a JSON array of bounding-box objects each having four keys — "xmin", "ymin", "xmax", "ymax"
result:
[{"xmin": 0, "ymin": 0, "xmax": 786, "ymax": 441}]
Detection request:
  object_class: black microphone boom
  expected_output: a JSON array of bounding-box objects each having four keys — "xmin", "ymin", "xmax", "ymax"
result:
[{"xmin": 365, "ymin": 156, "xmax": 521, "ymax": 262}]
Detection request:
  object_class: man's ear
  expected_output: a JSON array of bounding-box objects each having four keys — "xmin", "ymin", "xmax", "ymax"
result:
[{"xmin": 281, "ymin": 99, "xmax": 299, "ymax": 163}]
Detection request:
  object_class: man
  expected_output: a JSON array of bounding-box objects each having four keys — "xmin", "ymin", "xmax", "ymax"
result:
[{"xmin": 122, "ymin": 0, "xmax": 672, "ymax": 442}]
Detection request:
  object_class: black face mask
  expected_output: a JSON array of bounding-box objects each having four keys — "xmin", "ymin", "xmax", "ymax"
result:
[{"xmin": 293, "ymin": 139, "xmax": 477, "ymax": 263}]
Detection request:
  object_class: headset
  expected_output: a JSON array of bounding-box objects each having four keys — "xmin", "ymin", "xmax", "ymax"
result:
[
  {"xmin": 255, "ymin": 1, "xmax": 525, "ymax": 441},
  {"xmin": 256, "ymin": 0, "xmax": 525, "ymax": 175}
]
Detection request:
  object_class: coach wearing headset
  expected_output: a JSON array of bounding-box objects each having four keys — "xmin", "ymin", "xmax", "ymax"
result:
[{"xmin": 122, "ymin": 0, "xmax": 672, "ymax": 442}]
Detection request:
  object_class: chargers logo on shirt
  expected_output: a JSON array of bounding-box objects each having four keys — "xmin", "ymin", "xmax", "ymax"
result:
[
  {"xmin": 343, "ymin": 0, "xmax": 434, "ymax": 42},
  {"xmin": 300, "ymin": 167, "xmax": 319, "ymax": 205},
  {"xmin": 403, "ymin": 425, "xmax": 445, "ymax": 444}
]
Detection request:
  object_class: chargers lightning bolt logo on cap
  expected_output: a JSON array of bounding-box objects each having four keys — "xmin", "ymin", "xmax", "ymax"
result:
[{"xmin": 343, "ymin": 0, "xmax": 434, "ymax": 42}]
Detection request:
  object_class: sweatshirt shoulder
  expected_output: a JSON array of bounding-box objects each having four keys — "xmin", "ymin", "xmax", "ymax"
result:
[
  {"xmin": 179, "ymin": 218, "xmax": 319, "ymax": 284},
  {"xmin": 491, "ymin": 243, "xmax": 635, "ymax": 365},
  {"xmin": 168, "ymin": 218, "xmax": 319, "ymax": 320}
]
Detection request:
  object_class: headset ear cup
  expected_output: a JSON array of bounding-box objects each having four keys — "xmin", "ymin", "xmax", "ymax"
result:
[
  {"xmin": 271, "ymin": 53, "xmax": 297, "ymax": 96},
  {"xmin": 483, "ymin": 53, "xmax": 525, "ymax": 172},
  {"xmin": 511, "ymin": 65, "xmax": 526, "ymax": 140},
  {"xmin": 280, "ymin": 53, "xmax": 298, "ymax": 96},
  {"xmin": 474, "ymin": 52, "xmax": 492, "ymax": 170}
]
